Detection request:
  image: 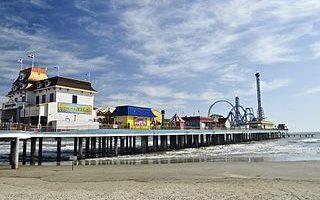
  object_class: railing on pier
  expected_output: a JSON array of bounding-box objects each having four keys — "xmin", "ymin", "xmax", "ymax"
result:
[{"xmin": 1, "ymin": 122, "xmax": 286, "ymax": 133}]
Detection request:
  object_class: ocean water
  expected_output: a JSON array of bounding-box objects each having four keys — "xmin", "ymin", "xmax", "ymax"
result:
[
  {"xmin": 93, "ymin": 132, "xmax": 320, "ymax": 164},
  {"xmin": 0, "ymin": 132, "xmax": 319, "ymax": 165}
]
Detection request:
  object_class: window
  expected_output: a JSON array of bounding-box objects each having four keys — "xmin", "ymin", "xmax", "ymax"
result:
[
  {"xmin": 15, "ymin": 98, "xmax": 18, "ymax": 102},
  {"xmin": 36, "ymin": 96, "xmax": 40, "ymax": 104},
  {"xmin": 72, "ymin": 95, "xmax": 77, "ymax": 104},
  {"xmin": 21, "ymin": 96, "xmax": 26, "ymax": 102},
  {"xmin": 19, "ymin": 83, "xmax": 25, "ymax": 89},
  {"xmin": 49, "ymin": 93, "xmax": 54, "ymax": 102},
  {"xmin": 19, "ymin": 73, "xmax": 25, "ymax": 80},
  {"xmin": 45, "ymin": 80, "xmax": 51, "ymax": 87},
  {"xmin": 42, "ymin": 95, "xmax": 46, "ymax": 103},
  {"xmin": 37, "ymin": 83, "xmax": 42, "ymax": 89}
]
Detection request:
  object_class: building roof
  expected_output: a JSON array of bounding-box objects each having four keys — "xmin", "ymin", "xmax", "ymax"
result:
[
  {"xmin": 182, "ymin": 116, "xmax": 214, "ymax": 123},
  {"xmin": 170, "ymin": 113, "xmax": 185, "ymax": 123},
  {"xmin": 33, "ymin": 76, "xmax": 96, "ymax": 92},
  {"xmin": 14, "ymin": 67, "xmax": 48, "ymax": 84},
  {"xmin": 112, "ymin": 105, "xmax": 156, "ymax": 118},
  {"xmin": 9, "ymin": 67, "xmax": 96, "ymax": 95}
]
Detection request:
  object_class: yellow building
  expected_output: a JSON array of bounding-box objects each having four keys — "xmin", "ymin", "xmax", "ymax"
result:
[
  {"xmin": 112, "ymin": 105, "xmax": 156, "ymax": 129},
  {"xmin": 248, "ymin": 120, "xmax": 274, "ymax": 130},
  {"xmin": 152, "ymin": 109, "xmax": 163, "ymax": 125}
]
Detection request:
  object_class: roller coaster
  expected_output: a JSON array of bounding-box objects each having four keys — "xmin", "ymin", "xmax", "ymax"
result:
[{"xmin": 207, "ymin": 97, "xmax": 256, "ymax": 127}]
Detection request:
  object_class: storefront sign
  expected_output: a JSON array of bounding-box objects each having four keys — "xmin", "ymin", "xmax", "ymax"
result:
[
  {"xmin": 58, "ymin": 102, "xmax": 92, "ymax": 115},
  {"xmin": 134, "ymin": 117, "xmax": 147, "ymax": 126}
]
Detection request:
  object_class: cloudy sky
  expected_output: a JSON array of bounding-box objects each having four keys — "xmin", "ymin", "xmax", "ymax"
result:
[{"xmin": 1, "ymin": 0, "xmax": 320, "ymax": 131}]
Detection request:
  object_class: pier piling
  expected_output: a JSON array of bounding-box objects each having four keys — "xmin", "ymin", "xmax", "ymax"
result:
[
  {"xmin": 85, "ymin": 137, "xmax": 90, "ymax": 158},
  {"xmin": 114, "ymin": 136, "xmax": 119, "ymax": 156},
  {"xmin": 11, "ymin": 138, "xmax": 19, "ymax": 169},
  {"xmin": 160, "ymin": 136, "xmax": 167, "ymax": 150},
  {"xmin": 30, "ymin": 138, "xmax": 36, "ymax": 165},
  {"xmin": 141, "ymin": 136, "xmax": 148, "ymax": 153},
  {"xmin": 120, "ymin": 137, "xmax": 125, "ymax": 155},
  {"xmin": 78, "ymin": 137, "xmax": 83, "ymax": 160},
  {"xmin": 170, "ymin": 135, "xmax": 177, "ymax": 149},
  {"xmin": 153, "ymin": 136, "xmax": 158, "ymax": 151},
  {"xmin": 56, "ymin": 138, "xmax": 61, "ymax": 163},
  {"xmin": 102, "ymin": 137, "xmax": 106, "ymax": 157},
  {"xmin": 74, "ymin": 138, "xmax": 78, "ymax": 157},
  {"xmin": 22, "ymin": 139, "xmax": 27, "ymax": 165},
  {"xmin": 125, "ymin": 136, "xmax": 129, "ymax": 153},
  {"xmin": 132, "ymin": 136, "xmax": 136, "ymax": 152},
  {"xmin": 38, "ymin": 137, "xmax": 43, "ymax": 165}
]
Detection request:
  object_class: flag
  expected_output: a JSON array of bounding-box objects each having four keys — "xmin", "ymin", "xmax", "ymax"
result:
[
  {"xmin": 28, "ymin": 54, "xmax": 34, "ymax": 58},
  {"xmin": 17, "ymin": 59, "xmax": 22, "ymax": 63}
]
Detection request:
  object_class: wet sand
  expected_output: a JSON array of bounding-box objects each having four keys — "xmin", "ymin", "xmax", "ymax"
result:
[{"xmin": 0, "ymin": 161, "xmax": 319, "ymax": 199}]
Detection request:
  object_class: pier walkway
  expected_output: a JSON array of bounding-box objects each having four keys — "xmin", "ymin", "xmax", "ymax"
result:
[{"xmin": 0, "ymin": 129, "xmax": 287, "ymax": 169}]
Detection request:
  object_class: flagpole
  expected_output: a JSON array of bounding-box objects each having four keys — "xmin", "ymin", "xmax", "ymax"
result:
[
  {"xmin": 57, "ymin": 66, "xmax": 60, "ymax": 76},
  {"xmin": 19, "ymin": 59, "xmax": 23, "ymax": 70},
  {"xmin": 32, "ymin": 54, "xmax": 35, "ymax": 68}
]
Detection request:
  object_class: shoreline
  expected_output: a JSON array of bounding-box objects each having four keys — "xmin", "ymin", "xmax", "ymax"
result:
[{"xmin": 0, "ymin": 160, "xmax": 319, "ymax": 199}]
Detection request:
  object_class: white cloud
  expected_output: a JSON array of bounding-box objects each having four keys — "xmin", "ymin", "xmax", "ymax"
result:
[
  {"xmin": 306, "ymin": 86, "xmax": 320, "ymax": 95},
  {"xmin": 30, "ymin": 0, "xmax": 52, "ymax": 9},
  {"xmin": 312, "ymin": 42, "xmax": 320, "ymax": 58},
  {"xmin": 243, "ymin": 36, "xmax": 295, "ymax": 64},
  {"xmin": 217, "ymin": 64, "xmax": 252, "ymax": 83},
  {"xmin": 235, "ymin": 78, "xmax": 290, "ymax": 96}
]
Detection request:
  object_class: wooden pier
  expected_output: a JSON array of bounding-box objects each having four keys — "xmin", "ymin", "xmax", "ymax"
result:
[{"xmin": 0, "ymin": 129, "xmax": 287, "ymax": 169}]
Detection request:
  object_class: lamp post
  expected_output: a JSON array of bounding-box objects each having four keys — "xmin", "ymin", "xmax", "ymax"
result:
[{"xmin": 16, "ymin": 93, "xmax": 32, "ymax": 125}]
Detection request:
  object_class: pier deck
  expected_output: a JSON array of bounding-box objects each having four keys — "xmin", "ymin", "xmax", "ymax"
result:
[{"xmin": 0, "ymin": 129, "xmax": 286, "ymax": 169}]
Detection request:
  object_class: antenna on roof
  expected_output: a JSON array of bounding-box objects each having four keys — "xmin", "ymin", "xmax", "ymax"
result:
[
  {"xmin": 54, "ymin": 66, "xmax": 60, "ymax": 76},
  {"xmin": 85, "ymin": 72, "xmax": 91, "ymax": 82},
  {"xmin": 17, "ymin": 59, "xmax": 23, "ymax": 70},
  {"xmin": 27, "ymin": 52, "xmax": 35, "ymax": 67}
]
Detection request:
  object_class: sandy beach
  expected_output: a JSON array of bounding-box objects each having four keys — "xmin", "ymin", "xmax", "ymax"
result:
[{"xmin": 0, "ymin": 161, "xmax": 319, "ymax": 199}]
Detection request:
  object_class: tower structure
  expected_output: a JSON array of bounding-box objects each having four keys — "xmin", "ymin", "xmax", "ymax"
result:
[
  {"xmin": 234, "ymin": 97, "xmax": 242, "ymax": 126},
  {"xmin": 255, "ymin": 72, "xmax": 264, "ymax": 121}
]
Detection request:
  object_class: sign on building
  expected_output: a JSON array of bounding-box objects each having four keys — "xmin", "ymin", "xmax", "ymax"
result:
[
  {"xmin": 134, "ymin": 117, "xmax": 147, "ymax": 126},
  {"xmin": 58, "ymin": 103, "xmax": 92, "ymax": 115}
]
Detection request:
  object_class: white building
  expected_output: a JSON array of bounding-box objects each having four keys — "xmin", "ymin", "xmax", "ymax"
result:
[{"xmin": 1, "ymin": 67, "xmax": 99, "ymax": 130}]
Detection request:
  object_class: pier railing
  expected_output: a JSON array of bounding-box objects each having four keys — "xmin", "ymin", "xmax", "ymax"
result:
[{"xmin": 1, "ymin": 122, "xmax": 284, "ymax": 133}]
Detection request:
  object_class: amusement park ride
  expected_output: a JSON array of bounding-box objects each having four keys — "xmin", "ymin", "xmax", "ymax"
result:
[{"xmin": 208, "ymin": 73, "xmax": 274, "ymax": 129}]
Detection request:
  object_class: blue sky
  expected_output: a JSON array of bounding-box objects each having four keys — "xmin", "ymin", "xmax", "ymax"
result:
[{"xmin": 1, "ymin": 0, "xmax": 320, "ymax": 131}]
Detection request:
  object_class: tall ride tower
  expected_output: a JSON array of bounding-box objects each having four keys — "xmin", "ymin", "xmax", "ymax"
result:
[{"xmin": 255, "ymin": 72, "xmax": 264, "ymax": 121}]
